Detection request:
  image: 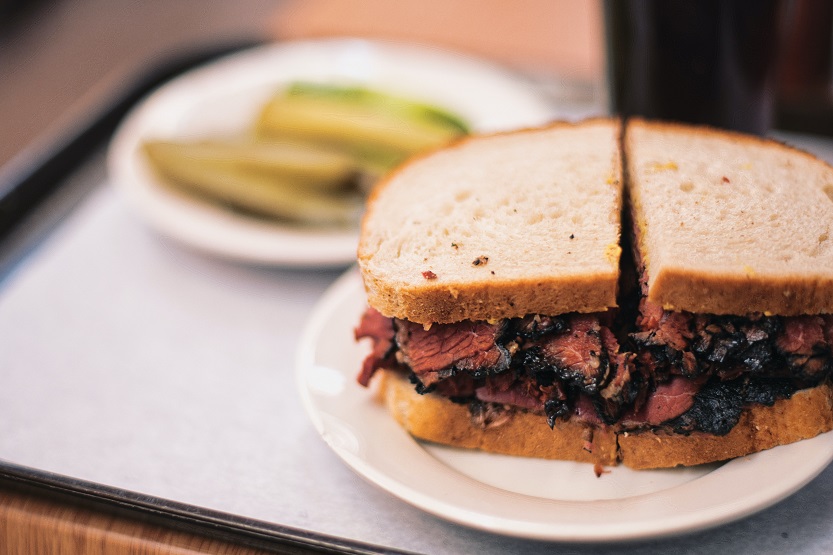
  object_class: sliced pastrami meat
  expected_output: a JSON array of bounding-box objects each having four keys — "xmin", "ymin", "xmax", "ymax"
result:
[
  {"xmin": 540, "ymin": 314, "xmax": 610, "ymax": 395},
  {"xmin": 619, "ymin": 376, "xmax": 702, "ymax": 428},
  {"xmin": 396, "ymin": 319, "xmax": 510, "ymax": 388},
  {"xmin": 354, "ymin": 307, "xmax": 396, "ymax": 386}
]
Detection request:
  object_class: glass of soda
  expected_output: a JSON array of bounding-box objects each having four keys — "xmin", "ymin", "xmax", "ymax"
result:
[{"xmin": 604, "ymin": 0, "xmax": 783, "ymax": 135}]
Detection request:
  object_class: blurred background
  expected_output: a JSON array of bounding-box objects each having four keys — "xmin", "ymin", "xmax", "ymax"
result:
[
  {"xmin": 0, "ymin": 0, "xmax": 603, "ymax": 170},
  {"xmin": 0, "ymin": 0, "xmax": 830, "ymax": 171}
]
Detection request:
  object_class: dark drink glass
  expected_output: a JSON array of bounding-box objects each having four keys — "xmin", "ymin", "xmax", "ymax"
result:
[{"xmin": 604, "ymin": 0, "xmax": 783, "ymax": 135}]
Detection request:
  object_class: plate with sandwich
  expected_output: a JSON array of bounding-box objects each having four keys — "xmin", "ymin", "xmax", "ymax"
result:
[
  {"xmin": 107, "ymin": 38, "xmax": 556, "ymax": 267},
  {"xmin": 296, "ymin": 118, "xmax": 833, "ymax": 540}
]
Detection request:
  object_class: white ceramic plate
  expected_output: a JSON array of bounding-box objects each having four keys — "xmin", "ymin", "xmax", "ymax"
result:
[
  {"xmin": 296, "ymin": 268, "xmax": 833, "ymax": 542},
  {"xmin": 107, "ymin": 39, "xmax": 556, "ymax": 267}
]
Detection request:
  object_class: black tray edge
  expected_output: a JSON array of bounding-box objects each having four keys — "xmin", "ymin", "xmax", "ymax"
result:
[{"xmin": 0, "ymin": 459, "xmax": 412, "ymax": 554}]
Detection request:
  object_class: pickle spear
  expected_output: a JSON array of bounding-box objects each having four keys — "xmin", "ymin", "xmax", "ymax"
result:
[
  {"xmin": 142, "ymin": 139, "xmax": 362, "ymax": 192},
  {"xmin": 283, "ymin": 82, "xmax": 469, "ymax": 134},
  {"xmin": 143, "ymin": 141, "xmax": 362, "ymax": 226},
  {"xmin": 255, "ymin": 82, "xmax": 469, "ymax": 170},
  {"xmin": 139, "ymin": 82, "xmax": 469, "ymax": 228}
]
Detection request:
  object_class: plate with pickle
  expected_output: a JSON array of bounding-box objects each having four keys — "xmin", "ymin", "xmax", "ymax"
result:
[{"xmin": 108, "ymin": 39, "xmax": 556, "ymax": 266}]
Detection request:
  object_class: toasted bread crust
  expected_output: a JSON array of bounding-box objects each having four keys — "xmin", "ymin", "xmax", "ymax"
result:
[
  {"xmin": 360, "ymin": 271, "xmax": 620, "ymax": 324},
  {"xmin": 377, "ymin": 369, "xmax": 833, "ymax": 469},
  {"xmin": 648, "ymin": 268, "xmax": 833, "ymax": 316}
]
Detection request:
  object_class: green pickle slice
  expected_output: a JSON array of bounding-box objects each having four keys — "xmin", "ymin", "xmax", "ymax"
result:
[{"xmin": 140, "ymin": 81, "xmax": 469, "ymax": 226}]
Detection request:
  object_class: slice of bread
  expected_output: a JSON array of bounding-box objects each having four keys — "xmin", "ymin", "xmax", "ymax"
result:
[
  {"xmin": 378, "ymin": 368, "xmax": 833, "ymax": 469},
  {"xmin": 358, "ymin": 119, "xmax": 623, "ymax": 324},
  {"xmin": 625, "ymin": 118, "xmax": 833, "ymax": 316}
]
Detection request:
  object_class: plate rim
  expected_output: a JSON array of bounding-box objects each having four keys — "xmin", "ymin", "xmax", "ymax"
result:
[{"xmin": 295, "ymin": 267, "xmax": 833, "ymax": 543}]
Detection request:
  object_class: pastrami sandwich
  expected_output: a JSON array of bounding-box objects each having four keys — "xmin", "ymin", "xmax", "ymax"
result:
[{"xmin": 354, "ymin": 118, "xmax": 833, "ymax": 469}]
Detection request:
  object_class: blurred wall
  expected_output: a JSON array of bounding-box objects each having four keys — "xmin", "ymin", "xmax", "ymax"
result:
[
  {"xmin": 0, "ymin": 0, "xmax": 604, "ymax": 170},
  {"xmin": 0, "ymin": 0, "xmax": 280, "ymax": 169},
  {"xmin": 270, "ymin": 0, "xmax": 605, "ymax": 81}
]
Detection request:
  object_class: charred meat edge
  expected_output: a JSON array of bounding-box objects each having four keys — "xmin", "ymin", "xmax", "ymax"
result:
[{"xmin": 356, "ymin": 307, "xmax": 833, "ymax": 437}]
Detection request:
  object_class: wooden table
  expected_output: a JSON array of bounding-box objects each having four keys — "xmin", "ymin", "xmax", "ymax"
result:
[{"xmin": 0, "ymin": 481, "xmax": 287, "ymax": 554}]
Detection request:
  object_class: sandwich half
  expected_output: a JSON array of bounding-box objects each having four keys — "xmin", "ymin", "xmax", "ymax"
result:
[
  {"xmin": 356, "ymin": 119, "xmax": 628, "ymax": 466},
  {"xmin": 619, "ymin": 119, "xmax": 833, "ymax": 468},
  {"xmin": 355, "ymin": 118, "xmax": 833, "ymax": 469}
]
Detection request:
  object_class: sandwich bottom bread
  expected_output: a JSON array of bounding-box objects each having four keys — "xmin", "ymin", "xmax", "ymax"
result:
[
  {"xmin": 354, "ymin": 118, "xmax": 833, "ymax": 470},
  {"xmin": 374, "ymin": 366, "xmax": 833, "ymax": 469}
]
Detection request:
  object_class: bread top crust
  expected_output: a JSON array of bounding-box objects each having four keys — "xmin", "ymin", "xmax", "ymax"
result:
[
  {"xmin": 358, "ymin": 119, "xmax": 623, "ymax": 324},
  {"xmin": 626, "ymin": 118, "xmax": 833, "ymax": 316}
]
